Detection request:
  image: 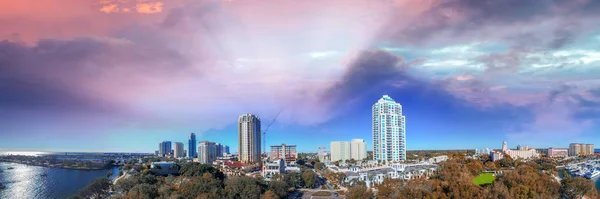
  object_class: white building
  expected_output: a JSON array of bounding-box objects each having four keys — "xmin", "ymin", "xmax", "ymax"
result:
[
  {"xmin": 198, "ymin": 141, "xmax": 217, "ymax": 165},
  {"xmin": 350, "ymin": 139, "xmax": 367, "ymax": 161},
  {"xmin": 341, "ymin": 163, "xmax": 437, "ymax": 188},
  {"xmin": 548, "ymin": 148, "xmax": 568, "ymax": 158},
  {"xmin": 331, "ymin": 139, "xmax": 367, "ymax": 162},
  {"xmin": 502, "ymin": 141, "xmax": 539, "ymax": 159},
  {"xmin": 174, "ymin": 142, "xmax": 185, "ymax": 158},
  {"xmin": 475, "ymin": 148, "xmax": 492, "ymax": 156},
  {"xmin": 331, "ymin": 141, "xmax": 350, "ymax": 162},
  {"xmin": 317, "ymin": 146, "xmax": 329, "ymax": 163},
  {"xmin": 373, "ymin": 95, "xmax": 406, "ymax": 162},
  {"xmin": 263, "ymin": 159, "xmax": 285, "ymax": 179},
  {"xmin": 238, "ymin": 113, "xmax": 261, "ymax": 164}
]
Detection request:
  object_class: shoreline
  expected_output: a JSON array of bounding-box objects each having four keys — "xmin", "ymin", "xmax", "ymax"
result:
[{"xmin": 0, "ymin": 161, "xmax": 113, "ymax": 171}]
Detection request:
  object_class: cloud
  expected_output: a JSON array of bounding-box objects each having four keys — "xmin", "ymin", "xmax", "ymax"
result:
[
  {"xmin": 100, "ymin": 4, "xmax": 120, "ymax": 13},
  {"xmin": 136, "ymin": 2, "xmax": 164, "ymax": 14},
  {"xmin": 455, "ymin": 75, "xmax": 473, "ymax": 81}
]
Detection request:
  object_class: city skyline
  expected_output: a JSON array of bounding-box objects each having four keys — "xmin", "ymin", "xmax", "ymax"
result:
[{"xmin": 1, "ymin": 0, "xmax": 600, "ymax": 153}]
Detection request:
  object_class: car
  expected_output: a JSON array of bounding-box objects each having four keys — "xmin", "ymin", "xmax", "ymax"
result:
[{"xmin": 333, "ymin": 193, "xmax": 339, "ymax": 197}]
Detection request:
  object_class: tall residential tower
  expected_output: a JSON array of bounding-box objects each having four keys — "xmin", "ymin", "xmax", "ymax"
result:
[
  {"xmin": 238, "ymin": 113, "xmax": 261, "ymax": 164},
  {"xmin": 198, "ymin": 141, "xmax": 217, "ymax": 164},
  {"xmin": 174, "ymin": 142, "xmax": 185, "ymax": 158},
  {"xmin": 188, "ymin": 133, "xmax": 197, "ymax": 159},
  {"xmin": 373, "ymin": 95, "xmax": 406, "ymax": 162}
]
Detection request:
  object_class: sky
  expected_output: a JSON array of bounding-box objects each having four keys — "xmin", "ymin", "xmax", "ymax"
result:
[{"xmin": 1, "ymin": 0, "xmax": 600, "ymax": 153}]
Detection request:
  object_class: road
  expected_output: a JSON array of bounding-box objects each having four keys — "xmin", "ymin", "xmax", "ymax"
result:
[
  {"xmin": 296, "ymin": 169, "xmax": 344, "ymax": 199},
  {"xmin": 297, "ymin": 190, "xmax": 345, "ymax": 199}
]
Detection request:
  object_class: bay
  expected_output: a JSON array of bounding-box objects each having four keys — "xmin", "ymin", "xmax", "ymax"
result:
[{"xmin": 0, "ymin": 162, "xmax": 118, "ymax": 199}]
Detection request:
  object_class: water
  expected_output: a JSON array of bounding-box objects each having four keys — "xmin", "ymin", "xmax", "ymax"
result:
[
  {"xmin": 559, "ymin": 168, "xmax": 600, "ymax": 194},
  {"xmin": 0, "ymin": 162, "xmax": 118, "ymax": 199}
]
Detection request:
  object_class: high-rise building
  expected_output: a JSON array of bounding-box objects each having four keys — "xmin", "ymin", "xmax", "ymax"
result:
[
  {"xmin": 350, "ymin": 139, "xmax": 367, "ymax": 160},
  {"xmin": 224, "ymin": 145, "xmax": 230, "ymax": 154},
  {"xmin": 198, "ymin": 141, "xmax": 217, "ymax": 164},
  {"xmin": 269, "ymin": 144, "xmax": 298, "ymax": 164},
  {"xmin": 330, "ymin": 141, "xmax": 350, "ymax": 162},
  {"xmin": 330, "ymin": 139, "xmax": 367, "ymax": 162},
  {"xmin": 215, "ymin": 143, "xmax": 227, "ymax": 157},
  {"xmin": 174, "ymin": 142, "xmax": 185, "ymax": 158},
  {"xmin": 188, "ymin": 133, "xmax": 197, "ymax": 159},
  {"xmin": 569, "ymin": 143, "xmax": 595, "ymax": 156},
  {"xmin": 158, "ymin": 141, "xmax": 172, "ymax": 157},
  {"xmin": 373, "ymin": 95, "xmax": 406, "ymax": 162},
  {"xmin": 238, "ymin": 113, "xmax": 261, "ymax": 164}
]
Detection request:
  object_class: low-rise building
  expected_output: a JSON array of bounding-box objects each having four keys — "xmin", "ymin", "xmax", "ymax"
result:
[
  {"xmin": 336, "ymin": 163, "xmax": 437, "ymax": 188},
  {"xmin": 548, "ymin": 148, "xmax": 568, "ymax": 158},
  {"xmin": 501, "ymin": 141, "xmax": 539, "ymax": 159},
  {"xmin": 263, "ymin": 159, "xmax": 285, "ymax": 179},
  {"xmin": 490, "ymin": 151, "xmax": 504, "ymax": 162},
  {"xmin": 475, "ymin": 148, "xmax": 492, "ymax": 156},
  {"xmin": 427, "ymin": 155, "xmax": 448, "ymax": 164},
  {"xmin": 150, "ymin": 161, "xmax": 179, "ymax": 176}
]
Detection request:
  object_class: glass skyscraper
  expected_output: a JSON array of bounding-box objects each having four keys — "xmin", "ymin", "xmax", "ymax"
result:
[
  {"xmin": 373, "ymin": 95, "xmax": 406, "ymax": 162},
  {"xmin": 159, "ymin": 141, "xmax": 172, "ymax": 157},
  {"xmin": 188, "ymin": 133, "xmax": 197, "ymax": 159}
]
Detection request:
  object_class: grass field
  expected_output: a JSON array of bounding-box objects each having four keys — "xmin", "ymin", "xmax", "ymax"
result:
[{"xmin": 473, "ymin": 173, "xmax": 496, "ymax": 185}]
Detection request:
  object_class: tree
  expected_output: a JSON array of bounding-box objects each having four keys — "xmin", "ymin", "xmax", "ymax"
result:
[
  {"xmin": 345, "ymin": 185, "xmax": 372, "ymax": 199},
  {"xmin": 71, "ymin": 177, "xmax": 110, "ymax": 199},
  {"xmin": 562, "ymin": 177, "xmax": 599, "ymax": 199},
  {"xmin": 179, "ymin": 173, "xmax": 224, "ymax": 198},
  {"xmin": 267, "ymin": 179, "xmax": 289, "ymax": 198},
  {"xmin": 478, "ymin": 154, "xmax": 490, "ymax": 163},
  {"xmin": 179, "ymin": 163, "xmax": 225, "ymax": 180},
  {"xmin": 498, "ymin": 155, "xmax": 514, "ymax": 168},
  {"xmin": 261, "ymin": 190, "xmax": 280, "ymax": 199},
  {"xmin": 375, "ymin": 179, "xmax": 403, "ymax": 199},
  {"xmin": 301, "ymin": 169, "xmax": 318, "ymax": 188},
  {"xmin": 225, "ymin": 176, "xmax": 265, "ymax": 199},
  {"xmin": 127, "ymin": 183, "xmax": 158, "ymax": 199},
  {"xmin": 314, "ymin": 162, "xmax": 325, "ymax": 171},
  {"xmin": 465, "ymin": 160, "xmax": 483, "ymax": 176},
  {"xmin": 284, "ymin": 172, "xmax": 303, "ymax": 188},
  {"xmin": 484, "ymin": 161, "xmax": 497, "ymax": 171}
]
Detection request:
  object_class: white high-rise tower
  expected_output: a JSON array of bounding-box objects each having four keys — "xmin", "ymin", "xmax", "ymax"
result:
[
  {"xmin": 373, "ymin": 95, "xmax": 406, "ymax": 162},
  {"xmin": 238, "ymin": 113, "xmax": 261, "ymax": 164}
]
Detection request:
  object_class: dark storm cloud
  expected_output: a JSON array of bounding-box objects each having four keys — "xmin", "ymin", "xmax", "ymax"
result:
[
  {"xmin": 322, "ymin": 50, "xmax": 534, "ymax": 129},
  {"xmin": 382, "ymin": 0, "xmax": 600, "ymax": 48},
  {"xmin": 323, "ymin": 50, "xmax": 409, "ymax": 104},
  {"xmin": 547, "ymin": 84, "xmax": 576, "ymax": 103},
  {"xmin": 0, "ymin": 35, "xmax": 190, "ymax": 115}
]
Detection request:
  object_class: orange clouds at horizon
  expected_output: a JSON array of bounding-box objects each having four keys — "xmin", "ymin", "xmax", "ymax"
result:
[{"xmin": 98, "ymin": 0, "xmax": 164, "ymax": 14}]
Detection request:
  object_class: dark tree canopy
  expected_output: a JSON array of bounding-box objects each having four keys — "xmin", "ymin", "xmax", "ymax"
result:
[{"xmin": 71, "ymin": 177, "xmax": 111, "ymax": 199}]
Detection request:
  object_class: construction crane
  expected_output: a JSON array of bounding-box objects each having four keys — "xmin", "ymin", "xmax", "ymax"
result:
[{"xmin": 263, "ymin": 109, "xmax": 283, "ymax": 158}]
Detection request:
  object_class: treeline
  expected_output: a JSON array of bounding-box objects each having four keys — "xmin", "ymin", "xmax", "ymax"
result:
[
  {"xmin": 73, "ymin": 162, "xmax": 322, "ymax": 199},
  {"xmin": 344, "ymin": 158, "xmax": 599, "ymax": 199}
]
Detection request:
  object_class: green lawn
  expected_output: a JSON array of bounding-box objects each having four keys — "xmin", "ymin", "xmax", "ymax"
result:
[{"xmin": 473, "ymin": 173, "xmax": 496, "ymax": 186}]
